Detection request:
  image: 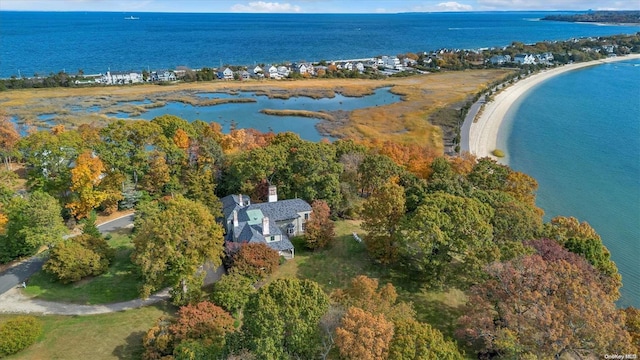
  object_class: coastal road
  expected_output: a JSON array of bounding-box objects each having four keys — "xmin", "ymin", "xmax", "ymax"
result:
[
  {"xmin": 460, "ymin": 94, "xmax": 486, "ymax": 153},
  {"xmin": 0, "ymin": 214, "xmax": 135, "ymax": 297}
]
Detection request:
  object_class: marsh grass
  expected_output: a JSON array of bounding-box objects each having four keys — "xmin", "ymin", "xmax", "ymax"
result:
[
  {"xmin": 2, "ymin": 70, "xmax": 513, "ymax": 150},
  {"xmin": 260, "ymin": 109, "xmax": 335, "ymax": 121},
  {"xmin": 23, "ymin": 232, "xmax": 141, "ymax": 305}
]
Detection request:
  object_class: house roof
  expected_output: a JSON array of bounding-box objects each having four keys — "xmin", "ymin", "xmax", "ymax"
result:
[
  {"xmin": 221, "ymin": 194, "xmax": 310, "ymax": 253},
  {"xmin": 246, "ymin": 199, "xmax": 311, "ymax": 222}
]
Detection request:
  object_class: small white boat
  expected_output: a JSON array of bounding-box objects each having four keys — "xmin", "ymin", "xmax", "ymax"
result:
[{"xmin": 124, "ymin": 16, "xmax": 139, "ymax": 20}]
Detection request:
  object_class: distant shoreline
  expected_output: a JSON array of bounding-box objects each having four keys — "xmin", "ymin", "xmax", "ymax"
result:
[{"xmin": 467, "ymin": 53, "xmax": 640, "ymax": 162}]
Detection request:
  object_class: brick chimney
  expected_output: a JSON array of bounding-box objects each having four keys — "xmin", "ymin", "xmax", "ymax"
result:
[
  {"xmin": 262, "ymin": 217, "xmax": 270, "ymax": 236},
  {"xmin": 268, "ymin": 185, "xmax": 278, "ymax": 203}
]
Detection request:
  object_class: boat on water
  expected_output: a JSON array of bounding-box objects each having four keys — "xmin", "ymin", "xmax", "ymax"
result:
[{"xmin": 124, "ymin": 16, "xmax": 139, "ymax": 20}]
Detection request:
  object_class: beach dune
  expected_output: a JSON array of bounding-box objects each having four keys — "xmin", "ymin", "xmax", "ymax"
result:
[{"xmin": 468, "ymin": 53, "xmax": 640, "ymax": 160}]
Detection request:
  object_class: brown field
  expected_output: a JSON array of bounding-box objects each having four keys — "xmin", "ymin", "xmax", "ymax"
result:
[{"xmin": 1, "ymin": 70, "xmax": 512, "ymax": 152}]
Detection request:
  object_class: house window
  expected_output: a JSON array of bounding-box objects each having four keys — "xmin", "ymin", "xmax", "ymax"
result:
[
  {"xmin": 288, "ymin": 227, "xmax": 294, "ymax": 235},
  {"xmin": 270, "ymin": 236, "xmax": 275, "ymax": 242},
  {"xmin": 302, "ymin": 223, "xmax": 306, "ymax": 231},
  {"xmin": 304, "ymin": 213, "xmax": 309, "ymax": 220}
]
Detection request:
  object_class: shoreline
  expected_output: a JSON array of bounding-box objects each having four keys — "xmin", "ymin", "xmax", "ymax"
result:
[{"xmin": 467, "ymin": 53, "xmax": 640, "ymax": 162}]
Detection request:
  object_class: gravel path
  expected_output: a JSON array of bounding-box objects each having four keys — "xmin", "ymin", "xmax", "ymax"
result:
[{"xmin": 0, "ymin": 287, "xmax": 170, "ymax": 315}]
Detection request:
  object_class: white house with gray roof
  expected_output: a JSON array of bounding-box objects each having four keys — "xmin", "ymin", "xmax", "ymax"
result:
[{"xmin": 221, "ymin": 186, "xmax": 311, "ymax": 259}]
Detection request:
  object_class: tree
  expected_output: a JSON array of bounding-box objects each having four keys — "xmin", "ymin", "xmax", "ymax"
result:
[
  {"xmin": 229, "ymin": 243, "xmax": 279, "ymax": 281},
  {"xmin": 362, "ymin": 181, "xmax": 405, "ymax": 264},
  {"xmin": 43, "ymin": 235, "xmax": 112, "ymax": 283},
  {"xmin": 398, "ymin": 193, "xmax": 496, "ymax": 287},
  {"xmin": 132, "ymin": 196, "xmax": 225, "ymax": 304},
  {"xmin": 457, "ymin": 254, "xmax": 633, "ymax": 358},
  {"xmin": 0, "ymin": 112, "xmax": 20, "ymax": 170},
  {"xmin": 66, "ymin": 151, "xmax": 109, "ymax": 219},
  {"xmin": 544, "ymin": 216, "xmax": 621, "ymax": 295},
  {"xmin": 304, "ymin": 200, "xmax": 335, "ymax": 250},
  {"xmin": 622, "ymin": 307, "xmax": 640, "ymax": 352},
  {"xmin": 170, "ymin": 301, "xmax": 235, "ymax": 351},
  {"xmin": 335, "ymin": 307, "xmax": 394, "ymax": 360},
  {"xmin": 467, "ymin": 157, "xmax": 509, "ymax": 191},
  {"xmin": 331, "ymin": 275, "xmax": 415, "ymax": 323},
  {"xmin": 0, "ymin": 191, "xmax": 66, "ymax": 262},
  {"xmin": 242, "ymin": 278, "xmax": 329, "ymax": 359},
  {"xmin": 388, "ymin": 318, "xmax": 463, "ymax": 360},
  {"xmin": 139, "ymin": 150, "xmax": 170, "ymax": 196},
  {"xmin": 210, "ymin": 273, "xmax": 255, "ymax": 313},
  {"xmin": 358, "ymin": 153, "xmax": 401, "ymax": 196}
]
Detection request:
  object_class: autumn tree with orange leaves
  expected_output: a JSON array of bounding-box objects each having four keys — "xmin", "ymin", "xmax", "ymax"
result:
[
  {"xmin": 66, "ymin": 151, "xmax": 112, "ymax": 219},
  {"xmin": 335, "ymin": 307, "xmax": 394, "ymax": 360}
]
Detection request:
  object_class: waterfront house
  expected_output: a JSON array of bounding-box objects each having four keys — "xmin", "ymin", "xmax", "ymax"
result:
[
  {"xmin": 249, "ymin": 65, "xmax": 264, "ymax": 78},
  {"xmin": 267, "ymin": 65, "xmax": 280, "ymax": 79},
  {"xmin": 489, "ymin": 55, "xmax": 511, "ymax": 65},
  {"xmin": 355, "ymin": 62, "xmax": 365, "ymax": 73},
  {"xmin": 150, "ymin": 71, "xmax": 177, "ymax": 82},
  {"xmin": 100, "ymin": 71, "xmax": 144, "ymax": 85},
  {"xmin": 277, "ymin": 66, "xmax": 290, "ymax": 77},
  {"xmin": 222, "ymin": 67, "xmax": 234, "ymax": 80},
  {"xmin": 514, "ymin": 54, "xmax": 536, "ymax": 65},
  {"xmin": 240, "ymin": 70, "xmax": 251, "ymax": 80},
  {"xmin": 221, "ymin": 186, "xmax": 311, "ymax": 259}
]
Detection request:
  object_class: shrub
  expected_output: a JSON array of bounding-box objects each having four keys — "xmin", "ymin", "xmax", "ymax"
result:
[
  {"xmin": 0, "ymin": 316, "xmax": 42, "ymax": 357},
  {"xmin": 44, "ymin": 235, "xmax": 112, "ymax": 284},
  {"xmin": 492, "ymin": 149, "xmax": 505, "ymax": 157}
]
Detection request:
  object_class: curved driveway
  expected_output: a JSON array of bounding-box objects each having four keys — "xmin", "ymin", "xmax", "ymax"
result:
[{"xmin": 0, "ymin": 214, "xmax": 135, "ymax": 297}]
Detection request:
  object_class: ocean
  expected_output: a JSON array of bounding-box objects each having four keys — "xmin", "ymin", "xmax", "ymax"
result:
[
  {"xmin": 1, "ymin": 11, "xmax": 639, "ymax": 306},
  {"xmin": 502, "ymin": 59, "xmax": 640, "ymax": 307},
  {"xmin": 1, "ymin": 11, "xmax": 639, "ymax": 78}
]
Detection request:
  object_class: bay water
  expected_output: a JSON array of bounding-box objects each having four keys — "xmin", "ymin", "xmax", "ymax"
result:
[{"xmin": 502, "ymin": 59, "xmax": 640, "ymax": 307}]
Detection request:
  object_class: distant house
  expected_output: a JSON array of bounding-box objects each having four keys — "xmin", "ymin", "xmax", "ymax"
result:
[
  {"xmin": 150, "ymin": 71, "xmax": 176, "ymax": 82},
  {"xmin": 249, "ymin": 65, "xmax": 264, "ymax": 78},
  {"xmin": 100, "ymin": 71, "xmax": 144, "ymax": 85},
  {"xmin": 355, "ymin": 62, "xmax": 365, "ymax": 73},
  {"xmin": 381, "ymin": 56, "xmax": 401, "ymax": 69},
  {"xmin": 221, "ymin": 186, "xmax": 311, "ymax": 259},
  {"xmin": 514, "ymin": 54, "xmax": 536, "ymax": 65},
  {"xmin": 240, "ymin": 70, "xmax": 251, "ymax": 80},
  {"xmin": 222, "ymin": 67, "xmax": 234, "ymax": 80},
  {"xmin": 489, "ymin": 55, "xmax": 511, "ymax": 65},
  {"xmin": 267, "ymin": 65, "xmax": 280, "ymax": 79},
  {"xmin": 277, "ymin": 66, "xmax": 290, "ymax": 77}
]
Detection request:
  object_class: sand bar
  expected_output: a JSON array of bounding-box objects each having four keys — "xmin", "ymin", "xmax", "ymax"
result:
[{"xmin": 468, "ymin": 53, "xmax": 640, "ymax": 160}]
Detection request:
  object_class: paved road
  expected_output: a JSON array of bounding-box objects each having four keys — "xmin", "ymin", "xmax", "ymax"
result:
[
  {"xmin": 460, "ymin": 94, "xmax": 486, "ymax": 153},
  {"xmin": 0, "ymin": 214, "xmax": 135, "ymax": 297}
]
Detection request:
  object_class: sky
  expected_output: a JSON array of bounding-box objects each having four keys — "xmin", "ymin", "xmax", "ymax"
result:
[{"xmin": 0, "ymin": 0, "xmax": 638, "ymax": 13}]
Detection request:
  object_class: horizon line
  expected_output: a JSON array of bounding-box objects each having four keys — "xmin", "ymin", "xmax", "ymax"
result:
[{"xmin": 2, "ymin": 9, "xmax": 639, "ymax": 14}]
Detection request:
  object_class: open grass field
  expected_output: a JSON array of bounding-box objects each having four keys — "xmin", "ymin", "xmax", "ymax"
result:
[
  {"xmin": 0, "ymin": 303, "xmax": 174, "ymax": 360},
  {"xmin": 23, "ymin": 230, "xmax": 141, "ymax": 305},
  {"xmin": 1, "ymin": 70, "xmax": 513, "ymax": 152}
]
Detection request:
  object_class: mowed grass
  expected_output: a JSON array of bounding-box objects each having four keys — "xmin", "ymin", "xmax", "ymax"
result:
[
  {"xmin": 1, "ymin": 303, "xmax": 174, "ymax": 360},
  {"xmin": 265, "ymin": 220, "xmax": 469, "ymax": 344},
  {"xmin": 23, "ymin": 230, "xmax": 141, "ymax": 305}
]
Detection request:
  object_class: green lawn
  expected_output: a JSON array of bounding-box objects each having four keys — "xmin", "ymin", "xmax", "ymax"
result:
[
  {"xmin": 23, "ymin": 230, "xmax": 142, "ymax": 305},
  {"xmin": 1, "ymin": 303, "xmax": 175, "ymax": 360}
]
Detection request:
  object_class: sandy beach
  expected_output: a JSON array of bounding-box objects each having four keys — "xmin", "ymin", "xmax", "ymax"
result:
[{"xmin": 468, "ymin": 53, "xmax": 640, "ymax": 160}]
